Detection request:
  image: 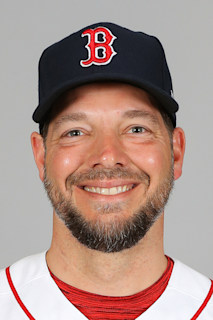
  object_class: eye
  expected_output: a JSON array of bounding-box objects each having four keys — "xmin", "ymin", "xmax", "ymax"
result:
[
  {"xmin": 127, "ymin": 126, "xmax": 146, "ymax": 134},
  {"xmin": 65, "ymin": 129, "xmax": 84, "ymax": 137}
]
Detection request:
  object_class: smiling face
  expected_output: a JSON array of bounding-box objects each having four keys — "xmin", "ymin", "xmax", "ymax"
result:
[{"xmin": 32, "ymin": 83, "xmax": 185, "ymax": 252}]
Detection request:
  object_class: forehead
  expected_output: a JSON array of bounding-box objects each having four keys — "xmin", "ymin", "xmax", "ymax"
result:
[{"xmin": 49, "ymin": 82, "xmax": 163, "ymax": 122}]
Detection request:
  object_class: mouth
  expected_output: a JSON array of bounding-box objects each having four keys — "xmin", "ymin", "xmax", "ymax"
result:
[{"xmin": 78, "ymin": 183, "xmax": 137, "ymax": 196}]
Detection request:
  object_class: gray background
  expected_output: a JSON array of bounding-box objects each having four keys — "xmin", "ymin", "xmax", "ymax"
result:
[{"xmin": 0, "ymin": 0, "xmax": 213, "ymax": 277}]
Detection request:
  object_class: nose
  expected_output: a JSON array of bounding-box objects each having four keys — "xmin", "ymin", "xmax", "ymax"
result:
[{"xmin": 87, "ymin": 133, "xmax": 130, "ymax": 169}]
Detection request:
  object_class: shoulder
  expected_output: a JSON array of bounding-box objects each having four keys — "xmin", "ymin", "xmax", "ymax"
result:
[
  {"xmin": 170, "ymin": 260, "xmax": 212, "ymax": 300},
  {"xmin": 0, "ymin": 252, "xmax": 48, "ymax": 293},
  {"xmin": 0, "ymin": 252, "xmax": 86, "ymax": 319},
  {"xmin": 0, "ymin": 252, "xmax": 48, "ymax": 318},
  {"xmin": 140, "ymin": 259, "xmax": 213, "ymax": 319},
  {"xmin": 166, "ymin": 259, "xmax": 213, "ymax": 318}
]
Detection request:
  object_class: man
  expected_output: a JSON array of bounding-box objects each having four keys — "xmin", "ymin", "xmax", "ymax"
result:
[{"xmin": 0, "ymin": 22, "xmax": 212, "ymax": 319}]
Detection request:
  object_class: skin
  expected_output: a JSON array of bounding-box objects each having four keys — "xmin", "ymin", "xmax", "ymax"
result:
[{"xmin": 31, "ymin": 83, "xmax": 185, "ymax": 296}]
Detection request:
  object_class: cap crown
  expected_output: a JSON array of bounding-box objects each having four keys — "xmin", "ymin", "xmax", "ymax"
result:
[{"xmin": 33, "ymin": 22, "xmax": 178, "ymax": 126}]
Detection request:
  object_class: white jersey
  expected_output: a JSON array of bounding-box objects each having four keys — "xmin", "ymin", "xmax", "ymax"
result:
[{"xmin": 0, "ymin": 252, "xmax": 213, "ymax": 319}]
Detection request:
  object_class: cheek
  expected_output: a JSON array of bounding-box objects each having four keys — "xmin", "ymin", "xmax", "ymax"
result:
[
  {"xmin": 46, "ymin": 147, "xmax": 84, "ymax": 187},
  {"xmin": 129, "ymin": 144, "xmax": 171, "ymax": 180}
]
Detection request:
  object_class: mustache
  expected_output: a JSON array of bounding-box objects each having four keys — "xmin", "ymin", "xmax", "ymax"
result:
[{"xmin": 66, "ymin": 167, "xmax": 150, "ymax": 187}]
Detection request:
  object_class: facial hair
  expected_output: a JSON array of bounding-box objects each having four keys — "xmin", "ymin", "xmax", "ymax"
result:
[{"xmin": 44, "ymin": 166, "xmax": 174, "ymax": 253}]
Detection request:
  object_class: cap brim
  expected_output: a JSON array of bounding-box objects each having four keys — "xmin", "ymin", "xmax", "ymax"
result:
[{"xmin": 33, "ymin": 73, "xmax": 178, "ymax": 125}]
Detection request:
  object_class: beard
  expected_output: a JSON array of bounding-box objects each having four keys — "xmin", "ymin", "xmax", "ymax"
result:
[{"xmin": 44, "ymin": 165, "xmax": 174, "ymax": 253}]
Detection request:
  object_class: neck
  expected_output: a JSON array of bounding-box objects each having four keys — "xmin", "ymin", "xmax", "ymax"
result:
[{"xmin": 46, "ymin": 212, "xmax": 167, "ymax": 296}]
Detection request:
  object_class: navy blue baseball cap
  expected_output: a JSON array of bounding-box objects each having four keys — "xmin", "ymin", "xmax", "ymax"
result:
[{"xmin": 33, "ymin": 22, "xmax": 178, "ymax": 127}]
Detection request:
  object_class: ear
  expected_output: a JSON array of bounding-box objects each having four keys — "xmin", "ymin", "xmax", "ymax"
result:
[
  {"xmin": 172, "ymin": 127, "xmax": 186, "ymax": 180},
  {"xmin": 31, "ymin": 132, "xmax": 45, "ymax": 182}
]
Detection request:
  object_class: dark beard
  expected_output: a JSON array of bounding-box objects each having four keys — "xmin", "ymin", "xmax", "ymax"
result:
[{"xmin": 44, "ymin": 166, "xmax": 174, "ymax": 253}]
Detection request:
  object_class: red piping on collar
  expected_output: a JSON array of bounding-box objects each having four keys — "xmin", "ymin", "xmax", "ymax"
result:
[{"xmin": 6, "ymin": 266, "xmax": 35, "ymax": 320}]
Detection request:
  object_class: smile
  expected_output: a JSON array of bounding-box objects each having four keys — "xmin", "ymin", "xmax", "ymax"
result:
[{"xmin": 83, "ymin": 184, "xmax": 135, "ymax": 195}]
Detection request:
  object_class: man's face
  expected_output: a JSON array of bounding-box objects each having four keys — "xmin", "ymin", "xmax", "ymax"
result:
[{"xmin": 39, "ymin": 83, "xmax": 177, "ymax": 252}]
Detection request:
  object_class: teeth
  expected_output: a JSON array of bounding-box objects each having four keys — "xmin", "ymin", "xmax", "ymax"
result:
[
  {"xmin": 117, "ymin": 186, "xmax": 122, "ymax": 193},
  {"xmin": 96, "ymin": 187, "xmax": 101, "ymax": 194},
  {"xmin": 109, "ymin": 187, "xmax": 117, "ymax": 195},
  {"xmin": 83, "ymin": 184, "xmax": 134, "ymax": 195},
  {"xmin": 101, "ymin": 188, "xmax": 109, "ymax": 195}
]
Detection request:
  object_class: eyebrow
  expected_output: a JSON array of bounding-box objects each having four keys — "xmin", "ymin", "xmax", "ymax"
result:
[
  {"xmin": 53, "ymin": 113, "xmax": 89, "ymax": 130},
  {"xmin": 53, "ymin": 109, "xmax": 159, "ymax": 130},
  {"xmin": 122, "ymin": 110, "xmax": 159, "ymax": 126}
]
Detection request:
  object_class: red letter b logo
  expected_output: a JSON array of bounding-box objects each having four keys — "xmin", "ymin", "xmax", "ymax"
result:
[{"xmin": 80, "ymin": 27, "xmax": 117, "ymax": 67}]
